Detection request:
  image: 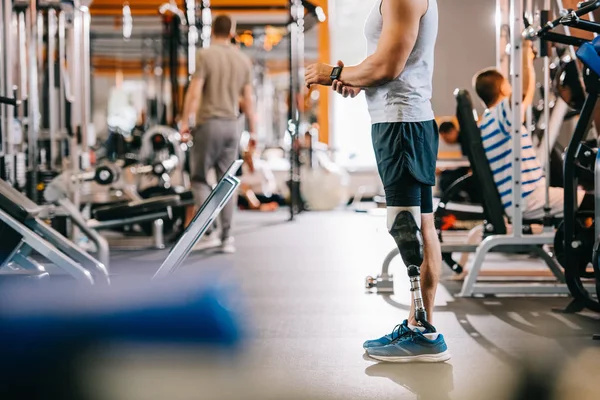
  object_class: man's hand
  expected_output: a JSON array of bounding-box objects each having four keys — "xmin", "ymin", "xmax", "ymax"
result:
[
  {"xmin": 332, "ymin": 80, "xmax": 362, "ymax": 98},
  {"xmin": 180, "ymin": 122, "xmax": 190, "ymax": 134},
  {"xmin": 179, "ymin": 123, "xmax": 191, "ymax": 143},
  {"xmin": 523, "ymin": 40, "xmax": 535, "ymax": 61},
  {"xmin": 305, "ymin": 63, "xmax": 334, "ymax": 88},
  {"xmin": 180, "ymin": 132, "xmax": 191, "ymax": 143},
  {"xmin": 330, "ymin": 60, "xmax": 361, "ymax": 98}
]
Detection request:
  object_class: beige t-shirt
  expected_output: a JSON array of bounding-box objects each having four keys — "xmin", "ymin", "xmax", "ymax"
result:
[{"xmin": 194, "ymin": 44, "xmax": 253, "ymax": 124}]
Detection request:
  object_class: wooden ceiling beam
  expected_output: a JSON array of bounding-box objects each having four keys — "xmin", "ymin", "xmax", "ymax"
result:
[
  {"xmin": 90, "ymin": 8, "xmax": 290, "ymax": 17},
  {"xmin": 90, "ymin": 0, "xmax": 326, "ymax": 17},
  {"xmin": 91, "ymin": 55, "xmax": 316, "ymax": 75}
]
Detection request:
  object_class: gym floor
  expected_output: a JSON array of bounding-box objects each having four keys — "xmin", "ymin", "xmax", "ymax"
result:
[{"xmin": 105, "ymin": 210, "xmax": 600, "ymax": 400}]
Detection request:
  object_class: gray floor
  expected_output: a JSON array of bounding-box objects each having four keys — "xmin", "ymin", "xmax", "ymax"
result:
[{"xmin": 104, "ymin": 209, "xmax": 600, "ymax": 400}]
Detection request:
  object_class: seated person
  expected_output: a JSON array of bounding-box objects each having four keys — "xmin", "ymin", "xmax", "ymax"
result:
[
  {"xmin": 474, "ymin": 41, "xmax": 588, "ymax": 220},
  {"xmin": 238, "ymin": 139, "xmax": 286, "ymax": 212},
  {"xmin": 437, "ymin": 120, "xmax": 480, "ymax": 203}
]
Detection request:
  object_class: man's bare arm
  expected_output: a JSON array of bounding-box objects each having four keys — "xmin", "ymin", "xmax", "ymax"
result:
[
  {"xmin": 181, "ymin": 77, "xmax": 203, "ymax": 131},
  {"xmin": 339, "ymin": 0, "xmax": 426, "ymax": 88},
  {"xmin": 239, "ymin": 84, "xmax": 256, "ymax": 134},
  {"xmin": 522, "ymin": 42, "xmax": 536, "ymax": 110}
]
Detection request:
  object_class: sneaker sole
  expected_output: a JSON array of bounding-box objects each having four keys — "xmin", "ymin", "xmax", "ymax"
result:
[
  {"xmin": 367, "ymin": 350, "xmax": 451, "ymax": 363},
  {"xmin": 192, "ymin": 240, "xmax": 222, "ymax": 251}
]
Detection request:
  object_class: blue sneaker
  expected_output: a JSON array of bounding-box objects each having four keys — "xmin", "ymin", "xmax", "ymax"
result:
[
  {"xmin": 363, "ymin": 320, "xmax": 412, "ymax": 350},
  {"xmin": 367, "ymin": 330, "xmax": 451, "ymax": 363}
]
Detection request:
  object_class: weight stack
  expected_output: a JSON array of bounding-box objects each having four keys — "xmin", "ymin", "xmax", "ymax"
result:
[
  {"xmin": 2, "ymin": 155, "xmax": 17, "ymax": 187},
  {"xmin": 15, "ymin": 153, "xmax": 27, "ymax": 191}
]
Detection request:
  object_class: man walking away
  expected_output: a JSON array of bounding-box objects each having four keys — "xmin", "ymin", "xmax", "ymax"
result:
[{"xmin": 181, "ymin": 15, "xmax": 256, "ymax": 253}]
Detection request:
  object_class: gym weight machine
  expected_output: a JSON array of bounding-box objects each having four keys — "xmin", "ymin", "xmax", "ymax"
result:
[
  {"xmin": 125, "ymin": 125, "xmax": 194, "ymax": 237},
  {"xmin": 0, "ymin": 90, "xmax": 107, "ymax": 283},
  {"xmin": 44, "ymin": 158, "xmax": 183, "ymax": 260},
  {"xmin": 0, "ymin": 0, "xmax": 95, "ymax": 214},
  {"xmin": 0, "ymin": 156, "xmax": 242, "ymax": 283},
  {"xmin": 527, "ymin": 0, "xmax": 600, "ymax": 322}
]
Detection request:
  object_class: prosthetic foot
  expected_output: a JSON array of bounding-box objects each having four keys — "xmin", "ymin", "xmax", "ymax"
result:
[{"xmin": 389, "ymin": 211, "xmax": 436, "ymax": 333}]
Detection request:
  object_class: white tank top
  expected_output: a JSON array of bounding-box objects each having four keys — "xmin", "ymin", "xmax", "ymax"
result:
[{"xmin": 364, "ymin": 0, "xmax": 438, "ymax": 123}]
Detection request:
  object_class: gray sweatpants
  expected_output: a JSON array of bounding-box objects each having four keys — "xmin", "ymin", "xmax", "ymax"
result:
[{"xmin": 190, "ymin": 119, "xmax": 240, "ymax": 240}]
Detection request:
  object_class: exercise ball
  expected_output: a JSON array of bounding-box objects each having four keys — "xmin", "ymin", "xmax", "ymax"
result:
[{"xmin": 301, "ymin": 163, "xmax": 350, "ymax": 211}]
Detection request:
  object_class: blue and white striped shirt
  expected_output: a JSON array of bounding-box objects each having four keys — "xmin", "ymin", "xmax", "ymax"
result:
[{"xmin": 477, "ymin": 98, "xmax": 545, "ymax": 216}]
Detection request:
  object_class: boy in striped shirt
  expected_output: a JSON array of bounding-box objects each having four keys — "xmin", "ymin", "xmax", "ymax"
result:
[{"xmin": 474, "ymin": 41, "xmax": 585, "ymax": 220}]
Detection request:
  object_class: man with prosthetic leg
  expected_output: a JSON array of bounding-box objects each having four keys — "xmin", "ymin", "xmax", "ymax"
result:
[{"xmin": 305, "ymin": 0, "xmax": 450, "ymax": 363}]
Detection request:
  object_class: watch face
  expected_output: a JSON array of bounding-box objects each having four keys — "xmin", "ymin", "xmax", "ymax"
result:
[{"xmin": 331, "ymin": 67, "xmax": 342, "ymax": 79}]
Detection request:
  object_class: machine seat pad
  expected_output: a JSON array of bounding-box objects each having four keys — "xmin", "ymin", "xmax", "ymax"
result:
[
  {"xmin": 0, "ymin": 179, "xmax": 42, "ymax": 222},
  {"xmin": 93, "ymin": 195, "xmax": 181, "ymax": 222},
  {"xmin": 523, "ymin": 219, "xmax": 544, "ymax": 225},
  {"xmin": 521, "ymin": 217, "xmax": 562, "ymax": 227},
  {"xmin": 177, "ymin": 190, "xmax": 195, "ymax": 205}
]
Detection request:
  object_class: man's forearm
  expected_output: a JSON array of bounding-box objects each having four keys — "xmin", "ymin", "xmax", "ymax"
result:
[
  {"xmin": 240, "ymin": 86, "xmax": 256, "ymax": 133},
  {"xmin": 181, "ymin": 78, "xmax": 203, "ymax": 128},
  {"xmin": 248, "ymin": 118, "xmax": 256, "ymax": 134},
  {"xmin": 241, "ymin": 102, "xmax": 256, "ymax": 133},
  {"xmin": 339, "ymin": 55, "xmax": 397, "ymax": 88},
  {"xmin": 182, "ymin": 94, "xmax": 199, "ymax": 127},
  {"xmin": 522, "ymin": 48, "xmax": 535, "ymax": 102},
  {"xmin": 245, "ymin": 108, "xmax": 256, "ymax": 134},
  {"xmin": 526, "ymin": 63, "xmax": 536, "ymax": 97}
]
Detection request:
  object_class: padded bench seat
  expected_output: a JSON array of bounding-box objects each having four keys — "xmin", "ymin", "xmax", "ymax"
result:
[
  {"xmin": 0, "ymin": 179, "xmax": 42, "ymax": 222},
  {"xmin": 139, "ymin": 187, "xmax": 195, "ymax": 206},
  {"xmin": 521, "ymin": 218, "xmax": 562, "ymax": 226},
  {"xmin": 93, "ymin": 195, "xmax": 181, "ymax": 222},
  {"xmin": 177, "ymin": 190, "xmax": 195, "ymax": 205}
]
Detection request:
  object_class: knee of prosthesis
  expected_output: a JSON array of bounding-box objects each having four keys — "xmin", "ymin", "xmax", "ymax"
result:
[{"xmin": 388, "ymin": 209, "xmax": 424, "ymax": 268}]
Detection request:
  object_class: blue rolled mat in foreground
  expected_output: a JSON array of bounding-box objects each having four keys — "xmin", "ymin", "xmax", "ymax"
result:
[{"xmin": 0, "ymin": 275, "xmax": 243, "ymax": 367}]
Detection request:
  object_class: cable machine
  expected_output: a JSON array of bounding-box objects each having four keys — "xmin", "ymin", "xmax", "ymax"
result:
[{"xmin": 0, "ymin": 0, "xmax": 93, "ymax": 212}]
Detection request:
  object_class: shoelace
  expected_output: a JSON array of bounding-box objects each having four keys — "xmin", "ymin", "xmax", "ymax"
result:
[
  {"xmin": 390, "ymin": 323, "xmax": 410, "ymax": 341},
  {"xmin": 391, "ymin": 329, "xmax": 420, "ymax": 345}
]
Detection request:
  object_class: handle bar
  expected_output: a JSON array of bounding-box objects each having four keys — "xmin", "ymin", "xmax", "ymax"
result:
[
  {"xmin": 0, "ymin": 89, "xmax": 20, "ymax": 106},
  {"xmin": 537, "ymin": 0, "xmax": 600, "ymax": 36},
  {"xmin": 0, "ymin": 96, "xmax": 18, "ymax": 106}
]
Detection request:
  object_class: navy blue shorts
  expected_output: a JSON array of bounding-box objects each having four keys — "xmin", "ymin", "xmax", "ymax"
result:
[{"xmin": 371, "ymin": 121, "xmax": 439, "ymax": 213}]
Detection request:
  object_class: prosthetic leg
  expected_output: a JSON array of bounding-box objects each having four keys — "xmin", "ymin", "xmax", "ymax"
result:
[{"xmin": 388, "ymin": 211, "xmax": 436, "ymax": 333}]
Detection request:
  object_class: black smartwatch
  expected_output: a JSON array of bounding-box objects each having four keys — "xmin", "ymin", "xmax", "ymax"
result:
[{"xmin": 330, "ymin": 66, "xmax": 343, "ymax": 81}]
